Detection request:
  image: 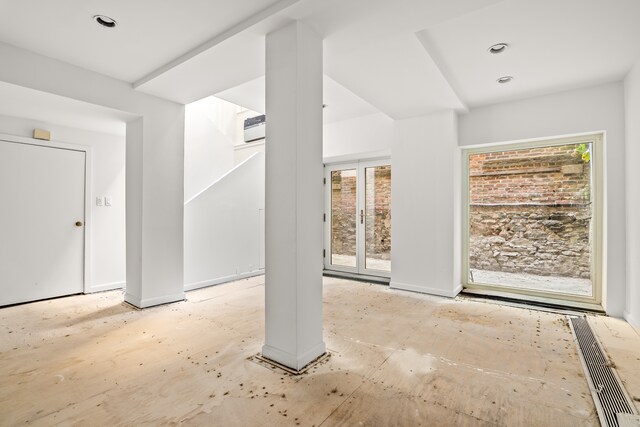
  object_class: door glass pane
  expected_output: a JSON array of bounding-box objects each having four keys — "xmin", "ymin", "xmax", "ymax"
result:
[
  {"xmin": 468, "ymin": 143, "xmax": 593, "ymax": 296},
  {"xmin": 331, "ymin": 169, "xmax": 357, "ymax": 267},
  {"xmin": 365, "ymin": 165, "xmax": 391, "ymax": 271}
]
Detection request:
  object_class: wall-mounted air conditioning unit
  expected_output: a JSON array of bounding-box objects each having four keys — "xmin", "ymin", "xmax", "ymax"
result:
[{"xmin": 244, "ymin": 114, "xmax": 266, "ymax": 143}]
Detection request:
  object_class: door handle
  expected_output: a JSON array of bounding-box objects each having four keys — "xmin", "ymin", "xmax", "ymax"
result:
[
  {"xmin": 75, "ymin": 221, "xmax": 83, "ymax": 227},
  {"xmin": 360, "ymin": 210, "xmax": 364, "ymax": 224}
]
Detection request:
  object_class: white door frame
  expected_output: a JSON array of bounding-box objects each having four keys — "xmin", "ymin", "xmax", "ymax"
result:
[
  {"xmin": 0, "ymin": 133, "xmax": 93, "ymax": 295},
  {"xmin": 324, "ymin": 158, "xmax": 391, "ymax": 278}
]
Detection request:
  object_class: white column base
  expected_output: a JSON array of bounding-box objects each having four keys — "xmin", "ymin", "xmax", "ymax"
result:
[
  {"xmin": 261, "ymin": 342, "xmax": 327, "ymax": 372},
  {"xmin": 124, "ymin": 292, "xmax": 185, "ymax": 309}
]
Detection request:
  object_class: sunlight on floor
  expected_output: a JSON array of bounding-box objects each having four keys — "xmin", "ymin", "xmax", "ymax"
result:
[{"xmin": 1, "ymin": 276, "xmax": 638, "ymax": 425}]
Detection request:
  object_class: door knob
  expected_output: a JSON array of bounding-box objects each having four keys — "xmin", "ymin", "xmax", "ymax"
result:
[{"xmin": 75, "ymin": 221, "xmax": 83, "ymax": 227}]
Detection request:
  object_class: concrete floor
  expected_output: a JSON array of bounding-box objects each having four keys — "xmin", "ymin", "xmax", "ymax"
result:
[{"xmin": 1, "ymin": 276, "xmax": 638, "ymax": 426}]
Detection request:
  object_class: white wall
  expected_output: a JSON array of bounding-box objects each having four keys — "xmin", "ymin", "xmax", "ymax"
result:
[
  {"xmin": 458, "ymin": 82, "xmax": 627, "ymax": 317},
  {"xmin": 230, "ymin": 110, "xmax": 394, "ymax": 169},
  {"xmin": 183, "ymin": 97, "xmax": 266, "ymax": 290},
  {"xmin": 184, "ymin": 152, "xmax": 265, "ymax": 290},
  {"xmin": 234, "ymin": 141, "xmax": 265, "ymax": 166},
  {"xmin": 184, "ymin": 97, "xmax": 235, "ymax": 202},
  {"xmin": 391, "ymin": 111, "xmax": 460, "ymax": 297},
  {"xmin": 323, "ymin": 112, "xmax": 394, "ymax": 161},
  {"xmin": 232, "ymin": 111, "xmax": 393, "ymax": 167},
  {"xmin": 0, "ymin": 115, "xmax": 126, "ymax": 292},
  {"xmin": 213, "ymin": 98, "xmax": 242, "ymax": 143},
  {"xmin": 0, "ymin": 41, "xmax": 187, "ymax": 308},
  {"xmin": 624, "ymin": 60, "xmax": 640, "ymax": 329}
]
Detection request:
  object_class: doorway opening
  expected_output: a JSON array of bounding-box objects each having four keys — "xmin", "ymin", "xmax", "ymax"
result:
[
  {"xmin": 324, "ymin": 159, "xmax": 391, "ymax": 279},
  {"xmin": 462, "ymin": 134, "xmax": 603, "ymax": 310}
]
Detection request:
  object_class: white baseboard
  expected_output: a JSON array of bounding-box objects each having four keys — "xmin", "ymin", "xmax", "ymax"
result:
[
  {"xmin": 85, "ymin": 281, "xmax": 125, "ymax": 293},
  {"xmin": 390, "ymin": 281, "xmax": 463, "ymax": 298},
  {"xmin": 623, "ymin": 310, "xmax": 640, "ymax": 332},
  {"xmin": 184, "ymin": 270, "xmax": 265, "ymax": 292},
  {"xmin": 452, "ymin": 284, "xmax": 463, "ymax": 296},
  {"xmin": 124, "ymin": 292, "xmax": 185, "ymax": 309},
  {"xmin": 261, "ymin": 341, "xmax": 326, "ymax": 371}
]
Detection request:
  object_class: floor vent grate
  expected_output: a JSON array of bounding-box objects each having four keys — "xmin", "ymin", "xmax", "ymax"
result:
[{"xmin": 569, "ymin": 316, "xmax": 639, "ymax": 427}]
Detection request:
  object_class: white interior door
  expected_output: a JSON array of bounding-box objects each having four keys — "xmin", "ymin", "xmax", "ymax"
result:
[
  {"xmin": 324, "ymin": 160, "xmax": 391, "ymax": 277},
  {"xmin": 0, "ymin": 140, "xmax": 86, "ymax": 306}
]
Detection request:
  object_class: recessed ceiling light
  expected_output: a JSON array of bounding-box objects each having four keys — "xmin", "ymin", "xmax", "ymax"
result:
[
  {"xmin": 93, "ymin": 15, "xmax": 117, "ymax": 29},
  {"xmin": 497, "ymin": 76, "xmax": 514, "ymax": 84},
  {"xmin": 488, "ymin": 43, "xmax": 509, "ymax": 54}
]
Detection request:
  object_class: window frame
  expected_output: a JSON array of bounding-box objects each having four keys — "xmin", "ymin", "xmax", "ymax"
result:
[{"xmin": 461, "ymin": 133, "xmax": 604, "ymax": 311}]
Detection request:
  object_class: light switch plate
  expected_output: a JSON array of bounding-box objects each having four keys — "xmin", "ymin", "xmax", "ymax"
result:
[
  {"xmin": 104, "ymin": 196, "xmax": 112, "ymax": 207},
  {"xmin": 96, "ymin": 197, "xmax": 103, "ymax": 206}
]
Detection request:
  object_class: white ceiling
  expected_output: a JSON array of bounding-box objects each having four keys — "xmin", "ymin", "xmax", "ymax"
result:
[
  {"xmin": 135, "ymin": 27, "xmax": 270, "ymax": 105},
  {"xmin": 134, "ymin": 0, "xmax": 500, "ymax": 116},
  {"xmin": 214, "ymin": 75, "xmax": 378, "ymax": 124},
  {"xmin": 419, "ymin": 0, "xmax": 640, "ymax": 108},
  {"xmin": 1, "ymin": 0, "xmax": 639, "ymax": 124},
  {"xmin": 324, "ymin": 32, "xmax": 465, "ymax": 119},
  {"xmin": 0, "ymin": 81, "xmax": 133, "ymax": 136},
  {"xmin": 0, "ymin": 0, "xmax": 289, "ymax": 82},
  {"xmin": 215, "ymin": 77, "xmax": 266, "ymax": 114}
]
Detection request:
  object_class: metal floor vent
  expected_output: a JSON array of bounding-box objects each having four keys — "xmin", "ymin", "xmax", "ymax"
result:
[{"xmin": 569, "ymin": 316, "xmax": 639, "ymax": 427}]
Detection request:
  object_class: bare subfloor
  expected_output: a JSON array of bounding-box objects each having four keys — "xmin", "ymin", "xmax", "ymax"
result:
[{"xmin": 1, "ymin": 277, "xmax": 638, "ymax": 426}]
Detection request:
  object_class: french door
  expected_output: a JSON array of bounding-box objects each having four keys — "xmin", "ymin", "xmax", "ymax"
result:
[{"xmin": 324, "ymin": 159, "xmax": 391, "ymax": 278}]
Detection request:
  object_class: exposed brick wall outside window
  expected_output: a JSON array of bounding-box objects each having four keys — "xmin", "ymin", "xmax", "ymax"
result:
[
  {"xmin": 330, "ymin": 167, "xmax": 391, "ymax": 262},
  {"xmin": 469, "ymin": 144, "xmax": 592, "ymax": 279}
]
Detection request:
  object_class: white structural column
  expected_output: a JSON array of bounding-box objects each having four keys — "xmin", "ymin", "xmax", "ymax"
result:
[
  {"xmin": 125, "ymin": 107, "xmax": 186, "ymax": 308},
  {"xmin": 262, "ymin": 21, "xmax": 326, "ymax": 370}
]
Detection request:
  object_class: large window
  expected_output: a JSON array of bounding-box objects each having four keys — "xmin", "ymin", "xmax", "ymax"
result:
[{"xmin": 462, "ymin": 134, "xmax": 603, "ymax": 309}]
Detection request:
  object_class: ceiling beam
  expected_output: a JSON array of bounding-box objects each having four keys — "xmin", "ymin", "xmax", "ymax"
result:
[{"xmin": 133, "ymin": 0, "xmax": 299, "ymax": 89}]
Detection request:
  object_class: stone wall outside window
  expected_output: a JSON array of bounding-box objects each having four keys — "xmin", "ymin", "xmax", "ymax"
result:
[
  {"xmin": 469, "ymin": 144, "xmax": 592, "ymax": 279},
  {"xmin": 330, "ymin": 167, "xmax": 391, "ymax": 261}
]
